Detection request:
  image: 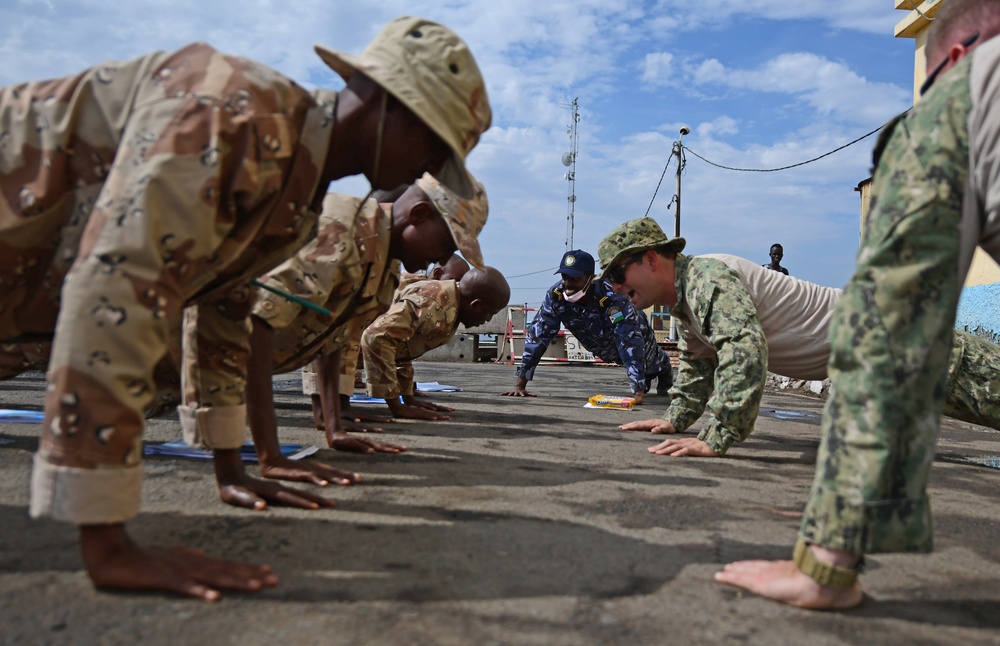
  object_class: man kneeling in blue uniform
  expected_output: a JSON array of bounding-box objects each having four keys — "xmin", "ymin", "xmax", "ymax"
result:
[{"xmin": 501, "ymin": 250, "xmax": 673, "ymax": 405}]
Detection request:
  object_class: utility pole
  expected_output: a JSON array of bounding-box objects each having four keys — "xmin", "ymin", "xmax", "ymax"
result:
[
  {"xmin": 562, "ymin": 98, "xmax": 580, "ymax": 250},
  {"xmin": 669, "ymin": 126, "xmax": 688, "ymax": 341},
  {"xmin": 674, "ymin": 125, "xmax": 688, "ymax": 237}
]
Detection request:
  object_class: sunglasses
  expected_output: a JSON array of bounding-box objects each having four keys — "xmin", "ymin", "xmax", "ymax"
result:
[
  {"xmin": 606, "ymin": 253, "xmax": 643, "ymax": 285},
  {"xmin": 920, "ymin": 32, "xmax": 979, "ymax": 96}
]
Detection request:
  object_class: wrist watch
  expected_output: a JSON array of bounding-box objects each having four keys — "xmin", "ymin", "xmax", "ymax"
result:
[{"xmin": 793, "ymin": 539, "xmax": 865, "ymax": 588}]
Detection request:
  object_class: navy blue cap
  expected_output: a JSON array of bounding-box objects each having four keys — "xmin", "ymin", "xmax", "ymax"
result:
[{"xmin": 556, "ymin": 250, "xmax": 595, "ymax": 278}]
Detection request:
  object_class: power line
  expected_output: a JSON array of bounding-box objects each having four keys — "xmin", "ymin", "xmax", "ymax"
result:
[
  {"xmin": 682, "ymin": 117, "xmax": 898, "ymax": 173},
  {"xmin": 643, "ymin": 151, "xmax": 674, "ymax": 218},
  {"xmin": 507, "ymin": 266, "xmax": 559, "ymax": 279}
]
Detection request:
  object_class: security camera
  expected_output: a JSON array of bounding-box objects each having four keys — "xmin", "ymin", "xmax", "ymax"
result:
[{"xmin": 679, "ymin": 125, "xmax": 691, "ymax": 136}]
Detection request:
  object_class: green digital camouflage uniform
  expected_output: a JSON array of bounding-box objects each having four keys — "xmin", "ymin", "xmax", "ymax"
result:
[
  {"xmin": 663, "ymin": 258, "xmax": 1000, "ymax": 455},
  {"xmin": 800, "ymin": 38, "xmax": 1000, "ymax": 555},
  {"xmin": 0, "ymin": 43, "xmax": 335, "ymax": 524},
  {"xmin": 597, "ymin": 219, "xmax": 1000, "ymax": 460},
  {"xmin": 362, "ymin": 278, "xmax": 459, "ymax": 398},
  {"xmin": 941, "ymin": 331, "xmax": 1000, "ymax": 428},
  {"xmin": 656, "ymin": 254, "xmax": 770, "ymax": 455}
]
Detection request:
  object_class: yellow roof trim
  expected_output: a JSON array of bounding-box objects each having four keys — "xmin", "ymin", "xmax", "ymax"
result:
[{"xmin": 894, "ymin": 0, "xmax": 942, "ymax": 39}]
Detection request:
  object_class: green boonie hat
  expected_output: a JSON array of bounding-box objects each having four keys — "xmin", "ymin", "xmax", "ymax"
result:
[
  {"xmin": 417, "ymin": 172, "xmax": 488, "ymax": 269},
  {"xmin": 597, "ymin": 217, "xmax": 686, "ymax": 278},
  {"xmin": 315, "ymin": 16, "xmax": 492, "ymax": 200}
]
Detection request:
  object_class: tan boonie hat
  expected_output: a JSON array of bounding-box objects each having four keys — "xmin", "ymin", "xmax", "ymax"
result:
[
  {"xmin": 597, "ymin": 217, "xmax": 686, "ymax": 279},
  {"xmin": 315, "ymin": 16, "xmax": 492, "ymax": 200},
  {"xmin": 416, "ymin": 172, "xmax": 488, "ymax": 269}
]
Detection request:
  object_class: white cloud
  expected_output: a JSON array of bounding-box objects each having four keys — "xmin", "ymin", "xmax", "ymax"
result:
[
  {"xmin": 0, "ymin": 0, "xmax": 912, "ymax": 305},
  {"xmin": 649, "ymin": 0, "xmax": 900, "ymax": 35},
  {"xmin": 683, "ymin": 52, "xmax": 910, "ymax": 126},
  {"xmin": 641, "ymin": 52, "xmax": 675, "ymax": 85}
]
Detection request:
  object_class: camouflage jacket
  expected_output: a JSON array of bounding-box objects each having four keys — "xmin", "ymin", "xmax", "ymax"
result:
[
  {"xmin": 666, "ymin": 254, "xmax": 768, "ymax": 455},
  {"xmin": 5, "ymin": 43, "xmax": 337, "ymax": 523},
  {"xmin": 667, "ymin": 254, "xmax": 842, "ymax": 455},
  {"xmin": 362, "ymin": 278, "xmax": 459, "ymax": 398},
  {"xmin": 253, "ymin": 193, "xmax": 400, "ymax": 374},
  {"xmin": 517, "ymin": 279, "xmax": 667, "ymax": 393}
]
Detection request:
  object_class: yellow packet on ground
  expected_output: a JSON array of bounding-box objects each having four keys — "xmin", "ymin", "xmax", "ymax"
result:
[{"xmin": 588, "ymin": 394, "xmax": 636, "ymax": 410}]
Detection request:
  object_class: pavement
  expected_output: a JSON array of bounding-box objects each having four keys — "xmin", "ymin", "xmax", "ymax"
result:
[{"xmin": 1, "ymin": 361, "xmax": 1000, "ymax": 645}]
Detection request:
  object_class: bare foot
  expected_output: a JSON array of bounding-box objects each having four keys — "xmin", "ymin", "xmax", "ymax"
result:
[
  {"xmin": 81, "ymin": 524, "xmax": 278, "ymax": 601},
  {"xmin": 715, "ymin": 559, "xmax": 862, "ymax": 609}
]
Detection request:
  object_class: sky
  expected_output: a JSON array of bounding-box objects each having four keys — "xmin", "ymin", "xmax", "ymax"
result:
[{"xmin": 0, "ymin": 1, "xmax": 918, "ymax": 309}]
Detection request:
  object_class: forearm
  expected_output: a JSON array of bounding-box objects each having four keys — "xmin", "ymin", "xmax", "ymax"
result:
[
  {"xmin": 362, "ymin": 339, "xmax": 403, "ymax": 399},
  {"xmin": 397, "ymin": 361, "xmax": 416, "ymax": 397},
  {"xmin": 315, "ymin": 349, "xmax": 343, "ymax": 441},
  {"xmin": 245, "ymin": 317, "xmax": 282, "ymax": 464},
  {"xmin": 616, "ymin": 328, "xmax": 649, "ymax": 394},
  {"xmin": 516, "ymin": 342, "xmax": 544, "ymax": 381},
  {"xmin": 695, "ymin": 328, "xmax": 768, "ymax": 455},
  {"xmin": 338, "ymin": 320, "xmax": 364, "ymax": 394},
  {"xmin": 662, "ymin": 357, "xmax": 715, "ymax": 432}
]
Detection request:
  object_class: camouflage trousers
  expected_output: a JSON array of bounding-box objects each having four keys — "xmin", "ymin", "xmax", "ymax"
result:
[
  {"xmin": 798, "ymin": 69, "xmax": 972, "ymax": 554},
  {"xmin": 942, "ymin": 331, "xmax": 1000, "ymax": 430}
]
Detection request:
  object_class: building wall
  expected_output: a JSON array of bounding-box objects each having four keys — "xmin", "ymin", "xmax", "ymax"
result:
[{"xmin": 893, "ymin": 0, "xmax": 1000, "ymax": 338}]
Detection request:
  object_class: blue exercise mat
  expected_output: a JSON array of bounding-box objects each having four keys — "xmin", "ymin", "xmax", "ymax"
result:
[
  {"xmin": 0, "ymin": 409, "xmax": 45, "ymax": 423},
  {"xmin": 144, "ymin": 439, "xmax": 318, "ymax": 463}
]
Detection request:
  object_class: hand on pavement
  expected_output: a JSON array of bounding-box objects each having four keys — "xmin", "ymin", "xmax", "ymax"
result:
[
  {"xmin": 330, "ymin": 433, "xmax": 407, "ymax": 454},
  {"xmin": 389, "ymin": 402, "xmax": 451, "ymax": 420},
  {"xmin": 500, "ymin": 386, "xmax": 536, "ymax": 397},
  {"xmin": 259, "ymin": 456, "xmax": 361, "ymax": 487},
  {"xmin": 217, "ymin": 470, "xmax": 338, "ymax": 510},
  {"xmin": 619, "ymin": 418, "xmax": 677, "ymax": 434},
  {"xmin": 340, "ymin": 408, "xmax": 394, "ymax": 425},
  {"xmin": 647, "ymin": 436, "xmax": 718, "ymax": 457}
]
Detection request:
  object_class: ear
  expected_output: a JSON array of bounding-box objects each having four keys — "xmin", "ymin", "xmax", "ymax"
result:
[
  {"xmin": 950, "ymin": 42, "xmax": 971, "ymax": 64},
  {"xmin": 406, "ymin": 200, "xmax": 435, "ymax": 225},
  {"xmin": 430, "ymin": 267, "xmax": 444, "ymax": 280}
]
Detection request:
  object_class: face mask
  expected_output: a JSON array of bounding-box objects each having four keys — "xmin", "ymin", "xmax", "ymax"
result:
[{"xmin": 564, "ymin": 276, "xmax": 592, "ymax": 303}]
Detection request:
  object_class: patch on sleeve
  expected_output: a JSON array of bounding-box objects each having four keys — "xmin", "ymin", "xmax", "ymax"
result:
[{"xmin": 607, "ymin": 307, "xmax": 625, "ymax": 324}]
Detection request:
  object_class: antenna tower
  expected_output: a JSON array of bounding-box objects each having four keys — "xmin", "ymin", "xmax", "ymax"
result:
[{"xmin": 562, "ymin": 98, "xmax": 580, "ymax": 250}]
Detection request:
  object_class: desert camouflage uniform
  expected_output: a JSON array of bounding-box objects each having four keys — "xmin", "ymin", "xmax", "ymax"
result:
[
  {"xmin": 337, "ymin": 270, "xmax": 428, "ymax": 394},
  {"xmin": 245, "ymin": 193, "xmax": 400, "ymax": 404},
  {"xmin": 0, "ymin": 341, "xmax": 50, "ymax": 379},
  {"xmin": 362, "ymin": 278, "xmax": 459, "ymax": 398},
  {"xmin": 330, "ymin": 270, "xmax": 425, "ymax": 392},
  {"xmin": 800, "ymin": 38, "xmax": 1000, "ymax": 555},
  {"xmin": 0, "ymin": 43, "xmax": 334, "ymax": 524},
  {"xmin": 517, "ymin": 279, "xmax": 672, "ymax": 393}
]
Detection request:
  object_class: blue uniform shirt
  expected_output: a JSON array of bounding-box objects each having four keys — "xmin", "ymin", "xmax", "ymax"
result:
[{"xmin": 516, "ymin": 279, "xmax": 671, "ymax": 392}]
